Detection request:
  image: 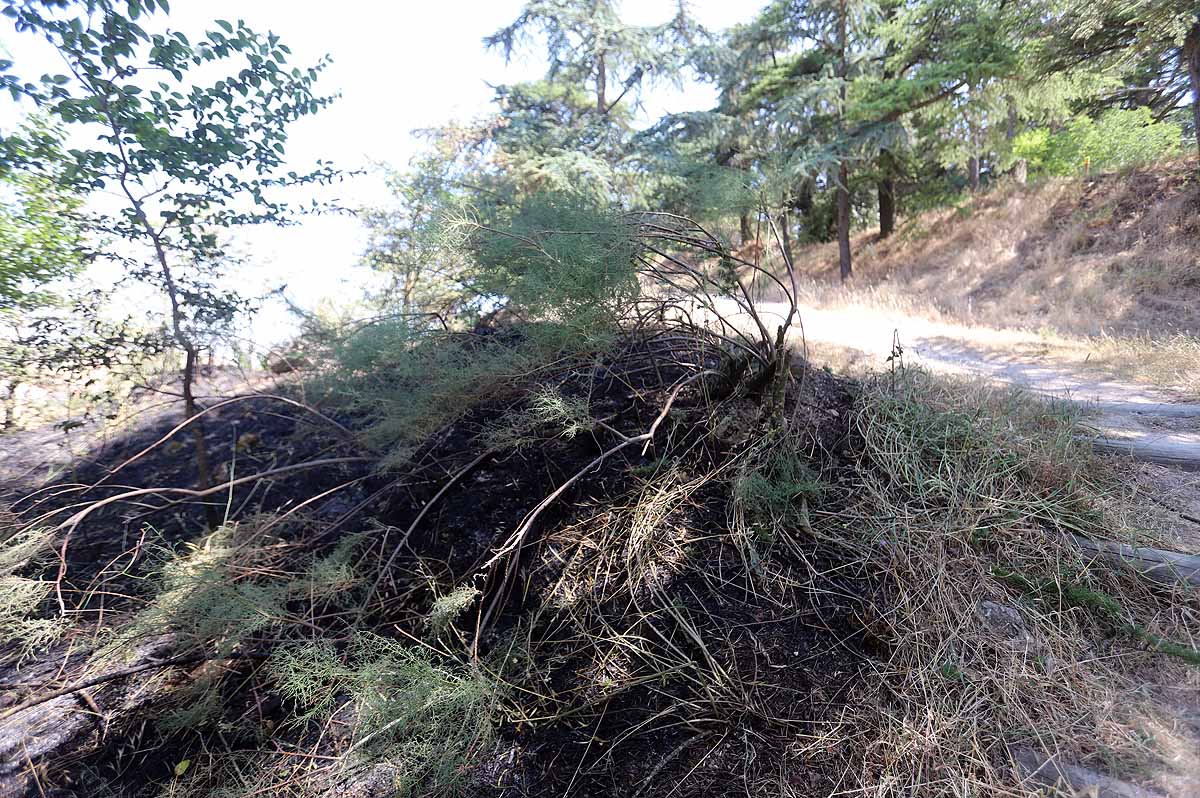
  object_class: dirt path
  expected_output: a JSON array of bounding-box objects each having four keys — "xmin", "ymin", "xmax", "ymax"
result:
[{"xmin": 742, "ymin": 300, "xmax": 1200, "ymax": 471}]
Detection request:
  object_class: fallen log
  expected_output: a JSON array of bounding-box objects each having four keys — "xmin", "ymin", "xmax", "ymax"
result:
[
  {"xmin": 1013, "ymin": 748, "xmax": 1164, "ymax": 798},
  {"xmin": 0, "ymin": 636, "xmax": 184, "ymax": 798},
  {"xmin": 1092, "ymin": 437, "xmax": 1200, "ymax": 472},
  {"xmin": 1073, "ymin": 536, "xmax": 1200, "ymax": 589}
]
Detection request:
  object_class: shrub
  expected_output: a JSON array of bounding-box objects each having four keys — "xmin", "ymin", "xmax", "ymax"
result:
[
  {"xmin": 268, "ymin": 633, "xmax": 500, "ymax": 796},
  {"xmin": 456, "ymin": 192, "xmax": 641, "ymax": 340},
  {"xmin": 1015, "ymin": 107, "xmax": 1184, "ymax": 178}
]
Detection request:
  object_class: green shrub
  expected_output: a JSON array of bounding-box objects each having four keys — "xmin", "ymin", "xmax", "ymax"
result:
[
  {"xmin": 330, "ymin": 193, "xmax": 643, "ymax": 468},
  {"xmin": 1014, "ymin": 107, "xmax": 1183, "ymax": 178},
  {"xmin": 328, "ymin": 320, "xmax": 541, "ymax": 468},
  {"xmin": 0, "ymin": 526, "xmax": 65, "ymax": 660},
  {"xmin": 736, "ymin": 441, "xmax": 823, "ymax": 523},
  {"xmin": 458, "ymin": 192, "xmax": 641, "ymax": 339}
]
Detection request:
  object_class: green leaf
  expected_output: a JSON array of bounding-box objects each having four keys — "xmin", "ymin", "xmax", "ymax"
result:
[
  {"xmin": 173, "ymin": 759, "xmax": 191, "ymax": 777},
  {"xmin": 215, "ymin": 19, "xmax": 233, "ymax": 33}
]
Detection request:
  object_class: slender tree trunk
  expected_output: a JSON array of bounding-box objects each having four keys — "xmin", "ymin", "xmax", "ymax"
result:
[
  {"xmin": 778, "ymin": 208, "xmax": 793, "ymax": 264},
  {"xmin": 837, "ymin": 0, "xmax": 852, "ymax": 281},
  {"xmin": 1005, "ymin": 94, "xmax": 1028, "ymax": 183},
  {"xmin": 837, "ymin": 162, "xmax": 852, "ymax": 282},
  {"xmin": 740, "ymin": 212, "xmax": 754, "ymax": 245},
  {"xmin": 1186, "ymin": 22, "xmax": 1200, "ymax": 161},
  {"xmin": 596, "ymin": 50, "xmax": 607, "ymax": 116},
  {"xmin": 878, "ymin": 149, "xmax": 896, "ymax": 239},
  {"xmin": 2, "ymin": 379, "xmax": 18, "ymax": 431},
  {"xmin": 797, "ymin": 177, "xmax": 814, "ymax": 220},
  {"xmin": 109, "ymin": 111, "xmax": 216, "ymax": 527},
  {"xmin": 966, "ymin": 83, "xmax": 981, "ymax": 192},
  {"xmin": 878, "ymin": 3, "xmax": 898, "ymax": 241},
  {"xmin": 182, "ymin": 346, "xmax": 216, "ymax": 523},
  {"xmin": 140, "ymin": 211, "xmax": 217, "ymax": 527}
]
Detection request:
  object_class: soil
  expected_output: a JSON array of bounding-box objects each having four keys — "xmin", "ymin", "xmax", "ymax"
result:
[
  {"xmin": 5, "ymin": 318, "xmax": 1195, "ymax": 797},
  {"xmin": 1, "ymin": 372, "xmax": 377, "ymax": 621}
]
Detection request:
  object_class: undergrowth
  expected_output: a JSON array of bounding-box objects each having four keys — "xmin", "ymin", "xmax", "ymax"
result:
[{"xmin": 268, "ymin": 633, "xmax": 500, "ymax": 796}]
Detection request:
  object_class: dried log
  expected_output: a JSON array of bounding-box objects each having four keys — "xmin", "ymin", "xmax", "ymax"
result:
[
  {"xmin": 1073, "ymin": 536, "xmax": 1200, "ymax": 589},
  {"xmin": 1013, "ymin": 748, "xmax": 1165, "ymax": 798},
  {"xmin": 1092, "ymin": 437, "xmax": 1200, "ymax": 472},
  {"xmin": 0, "ymin": 636, "xmax": 182, "ymax": 797}
]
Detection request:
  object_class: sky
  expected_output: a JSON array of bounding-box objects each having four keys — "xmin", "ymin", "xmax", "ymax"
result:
[{"xmin": 0, "ymin": 0, "xmax": 754, "ymax": 346}]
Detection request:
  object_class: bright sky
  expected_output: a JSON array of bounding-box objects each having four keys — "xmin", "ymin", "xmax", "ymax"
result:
[{"xmin": 0, "ymin": 0, "xmax": 753, "ymax": 346}]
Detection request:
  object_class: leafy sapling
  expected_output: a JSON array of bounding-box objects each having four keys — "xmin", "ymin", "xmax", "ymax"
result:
[{"xmin": 0, "ymin": 0, "xmax": 342, "ymax": 514}]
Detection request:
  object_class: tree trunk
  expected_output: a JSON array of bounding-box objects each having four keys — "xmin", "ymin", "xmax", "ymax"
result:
[
  {"xmin": 877, "ymin": 3, "xmax": 898, "ymax": 242},
  {"xmin": 1186, "ymin": 22, "xmax": 1200, "ymax": 162},
  {"xmin": 1013, "ymin": 159, "xmax": 1028, "ymax": 185},
  {"xmin": 968, "ymin": 155, "xmax": 981, "ymax": 192},
  {"xmin": 778, "ymin": 209, "xmax": 793, "ymax": 265},
  {"xmin": 739, "ymin": 212, "xmax": 754, "ymax": 245},
  {"xmin": 837, "ymin": 161, "xmax": 852, "ymax": 282},
  {"xmin": 115, "ymin": 122, "xmax": 216, "ymax": 528},
  {"xmin": 596, "ymin": 50, "xmax": 607, "ymax": 116},
  {"xmin": 878, "ymin": 150, "xmax": 896, "ymax": 239},
  {"xmin": 836, "ymin": 0, "xmax": 852, "ymax": 281},
  {"xmin": 1, "ymin": 379, "xmax": 16, "ymax": 431},
  {"xmin": 183, "ymin": 346, "xmax": 219, "ymax": 528}
]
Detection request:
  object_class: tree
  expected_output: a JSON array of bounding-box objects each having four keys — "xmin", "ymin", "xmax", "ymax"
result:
[
  {"xmin": 479, "ymin": 0, "xmax": 702, "ymax": 207},
  {"xmin": 485, "ymin": 0, "xmax": 696, "ymax": 119},
  {"xmin": 361, "ymin": 149, "xmax": 474, "ymax": 321},
  {"xmin": 1038, "ymin": 2, "xmax": 1199, "ymax": 159},
  {"xmin": 0, "ymin": 0, "xmax": 339, "ymax": 512},
  {"xmin": 835, "ymin": 0, "xmax": 852, "ymax": 279},
  {"xmin": 0, "ymin": 119, "xmax": 90, "ymax": 430},
  {"xmin": 0, "ymin": 120, "xmax": 86, "ymax": 311}
]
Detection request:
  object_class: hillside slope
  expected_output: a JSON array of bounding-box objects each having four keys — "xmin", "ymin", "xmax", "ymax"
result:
[{"xmin": 797, "ymin": 158, "xmax": 1200, "ymax": 339}]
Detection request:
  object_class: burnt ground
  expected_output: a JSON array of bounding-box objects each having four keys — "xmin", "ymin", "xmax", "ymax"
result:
[
  {"xmin": 0, "ymin": 348, "xmax": 878, "ymax": 798},
  {"xmin": 2, "ymin": 380, "xmax": 378, "ymax": 620}
]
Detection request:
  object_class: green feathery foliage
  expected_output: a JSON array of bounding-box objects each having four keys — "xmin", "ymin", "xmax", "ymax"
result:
[
  {"xmin": 268, "ymin": 633, "xmax": 501, "ymax": 796},
  {"xmin": 427, "ymin": 586, "xmax": 482, "ymax": 638},
  {"xmin": 0, "ymin": 526, "xmax": 65, "ymax": 661},
  {"xmin": 459, "ymin": 192, "xmax": 641, "ymax": 337},
  {"xmin": 480, "ymin": 386, "xmax": 597, "ymax": 452}
]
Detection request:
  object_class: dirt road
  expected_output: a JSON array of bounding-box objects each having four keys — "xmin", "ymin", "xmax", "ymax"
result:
[{"xmin": 741, "ymin": 300, "xmax": 1200, "ymax": 472}]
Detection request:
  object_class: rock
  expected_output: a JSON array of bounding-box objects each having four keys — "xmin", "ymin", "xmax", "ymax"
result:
[
  {"xmin": 976, "ymin": 600, "xmax": 1027, "ymax": 639},
  {"xmin": 0, "ymin": 636, "xmax": 180, "ymax": 798}
]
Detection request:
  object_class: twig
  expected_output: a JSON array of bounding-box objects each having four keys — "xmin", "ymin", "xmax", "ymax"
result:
[
  {"xmin": 474, "ymin": 370, "xmax": 716, "ymax": 651},
  {"xmin": 360, "ymin": 448, "xmax": 499, "ymax": 612}
]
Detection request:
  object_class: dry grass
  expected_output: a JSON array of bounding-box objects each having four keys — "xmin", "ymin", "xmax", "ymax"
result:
[
  {"xmin": 1085, "ymin": 332, "xmax": 1200, "ymax": 397},
  {"xmin": 810, "ymin": 365, "xmax": 1200, "ymax": 796},
  {"xmin": 794, "ymin": 158, "xmax": 1200, "ymax": 339}
]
